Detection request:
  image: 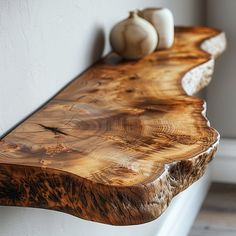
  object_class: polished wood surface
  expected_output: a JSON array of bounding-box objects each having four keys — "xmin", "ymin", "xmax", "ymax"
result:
[{"xmin": 0, "ymin": 27, "xmax": 226, "ymax": 225}]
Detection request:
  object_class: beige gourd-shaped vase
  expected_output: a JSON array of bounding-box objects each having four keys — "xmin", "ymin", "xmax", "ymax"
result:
[{"xmin": 110, "ymin": 11, "xmax": 158, "ymax": 60}]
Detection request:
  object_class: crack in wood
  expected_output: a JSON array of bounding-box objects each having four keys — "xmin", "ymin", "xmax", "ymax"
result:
[{"xmin": 38, "ymin": 124, "xmax": 68, "ymax": 136}]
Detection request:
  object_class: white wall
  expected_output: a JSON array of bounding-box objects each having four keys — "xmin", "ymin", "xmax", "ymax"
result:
[
  {"xmin": 0, "ymin": 0, "xmax": 205, "ymax": 235},
  {"xmin": 212, "ymin": 139, "xmax": 236, "ymax": 183},
  {"xmin": 0, "ymin": 0, "xmax": 205, "ymax": 138},
  {"xmin": 206, "ymin": 0, "xmax": 236, "ymax": 138}
]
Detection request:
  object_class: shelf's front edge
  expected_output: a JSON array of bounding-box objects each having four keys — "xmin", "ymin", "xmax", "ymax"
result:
[{"xmin": 0, "ymin": 142, "xmax": 217, "ymax": 225}]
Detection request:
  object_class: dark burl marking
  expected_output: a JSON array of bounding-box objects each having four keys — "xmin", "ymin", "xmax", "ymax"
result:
[{"xmin": 0, "ymin": 145, "xmax": 217, "ymax": 225}]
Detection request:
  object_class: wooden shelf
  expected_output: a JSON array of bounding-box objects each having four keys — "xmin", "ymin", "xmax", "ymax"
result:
[{"xmin": 0, "ymin": 27, "xmax": 226, "ymax": 225}]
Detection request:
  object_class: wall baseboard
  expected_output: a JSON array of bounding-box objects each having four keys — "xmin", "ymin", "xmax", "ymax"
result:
[
  {"xmin": 212, "ymin": 138, "xmax": 236, "ymax": 183},
  {"xmin": 155, "ymin": 170, "xmax": 211, "ymax": 236}
]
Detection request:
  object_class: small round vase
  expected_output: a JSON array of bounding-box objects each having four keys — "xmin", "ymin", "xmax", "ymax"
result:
[
  {"xmin": 109, "ymin": 11, "xmax": 158, "ymax": 60},
  {"xmin": 139, "ymin": 8, "xmax": 174, "ymax": 49}
]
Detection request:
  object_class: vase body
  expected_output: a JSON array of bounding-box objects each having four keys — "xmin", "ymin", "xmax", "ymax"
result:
[
  {"xmin": 110, "ymin": 12, "xmax": 158, "ymax": 60},
  {"xmin": 139, "ymin": 8, "xmax": 174, "ymax": 49}
]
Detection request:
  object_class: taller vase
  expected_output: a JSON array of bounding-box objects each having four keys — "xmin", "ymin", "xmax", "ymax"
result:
[{"xmin": 139, "ymin": 8, "xmax": 174, "ymax": 49}]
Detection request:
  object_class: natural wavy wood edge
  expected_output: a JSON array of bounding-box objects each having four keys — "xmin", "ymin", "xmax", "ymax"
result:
[
  {"xmin": 182, "ymin": 31, "xmax": 226, "ymax": 95},
  {"xmin": 0, "ymin": 27, "xmax": 226, "ymax": 225}
]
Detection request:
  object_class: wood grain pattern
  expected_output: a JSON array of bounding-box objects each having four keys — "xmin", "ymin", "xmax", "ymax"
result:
[{"xmin": 0, "ymin": 27, "xmax": 226, "ymax": 225}]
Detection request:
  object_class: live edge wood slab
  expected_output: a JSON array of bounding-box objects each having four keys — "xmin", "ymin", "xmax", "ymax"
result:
[{"xmin": 0, "ymin": 27, "xmax": 226, "ymax": 225}]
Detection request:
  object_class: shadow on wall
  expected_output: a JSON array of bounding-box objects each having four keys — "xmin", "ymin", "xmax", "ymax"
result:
[{"xmin": 86, "ymin": 25, "xmax": 105, "ymax": 65}]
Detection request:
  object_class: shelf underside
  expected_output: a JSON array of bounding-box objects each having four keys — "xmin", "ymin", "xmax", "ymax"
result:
[{"xmin": 0, "ymin": 27, "xmax": 226, "ymax": 225}]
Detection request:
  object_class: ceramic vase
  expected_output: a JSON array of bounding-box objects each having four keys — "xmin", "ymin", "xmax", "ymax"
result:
[
  {"xmin": 139, "ymin": 8, "xmax": 174, "ymax": 49},
  {"xmin": 110, "ymin": 11, "xmax": 158, "ymax": 60}
]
